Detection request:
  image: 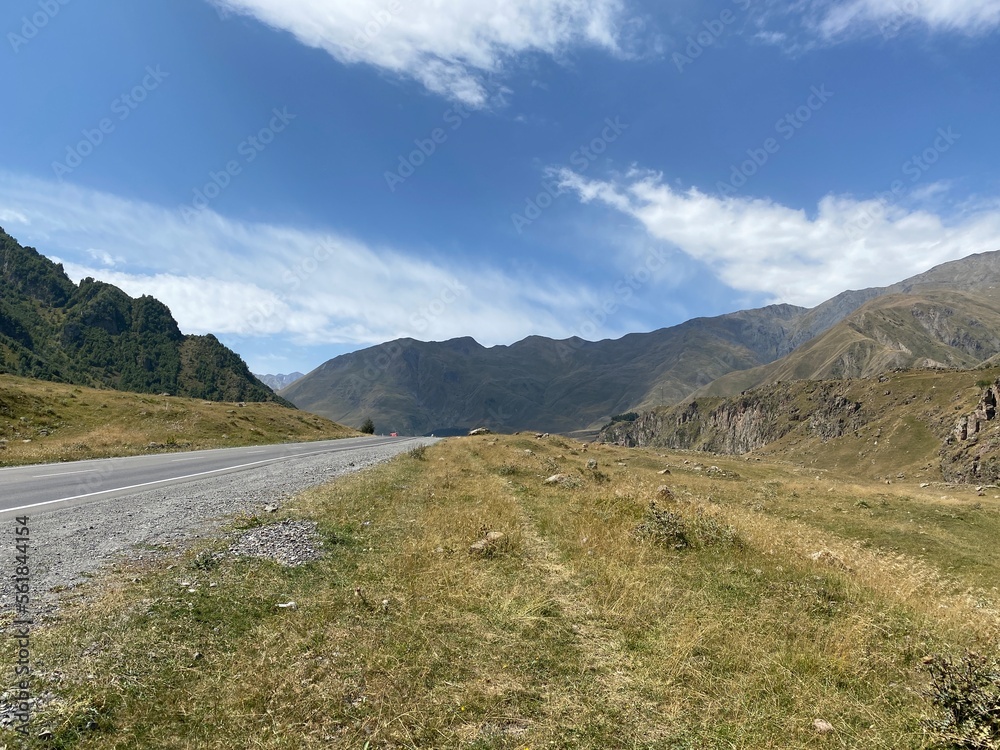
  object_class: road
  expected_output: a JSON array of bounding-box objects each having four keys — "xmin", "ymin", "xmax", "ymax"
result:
[{"xmin": 0, "ymin": 436, "xmax": 415, "ymax": 518}]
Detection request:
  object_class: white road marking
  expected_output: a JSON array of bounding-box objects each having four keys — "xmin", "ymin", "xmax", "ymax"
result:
[
  {"xmin": 31, "ymin": 469, "xmax": 96, "ymax": 478},
  {"xmin": 2, "ymin": 440, "xmax": 410, "ymax": 515}
]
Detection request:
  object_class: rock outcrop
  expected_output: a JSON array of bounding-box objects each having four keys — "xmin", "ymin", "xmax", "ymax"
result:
[
  {"xmin": 601, "ymin": 382, "xmax": 869, "ymax": 455},
  {"xmin": 941, "ymin": 378, "xmax": 1000, "ymax": 483}
]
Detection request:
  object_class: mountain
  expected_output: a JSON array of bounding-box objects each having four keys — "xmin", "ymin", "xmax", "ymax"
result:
[
  {"xmin": 283, "ymin": 249, "xmax": 1000, "ymax": 435},
  {"xmin": 696, "ymin": 287, "xmax": 1000, "ymax": 398},
  {"xmin": 255, "ymin": 372, "xmax": 305, "ymax": 391},
  {"xmin": 0, "ymin": 229, "xmax": 287, "ymax": 405},
  {"xmin": 280, "ymin": 304, "xmax": 864, "ymax": 435}
]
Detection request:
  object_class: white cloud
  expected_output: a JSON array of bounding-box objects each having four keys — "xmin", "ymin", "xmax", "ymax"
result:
[
  {"xmin": 558, "ymin": 168, "xmax": 1000, "ymax": 306},
  {"xmin": 817, "ymin": 0, "xmax": 1000, "ymax": 37},
  {"xmin": 209, "ymin": 0, "xmax": 626, "ymax": 106},
  {"xmin": 0, "ymin": 171, "xmax": 600, "ymax": 348},
  {"xmin": 761, "ymin": 0, "xmax": 1000, "ymax": 44},
  {"xmin": 0, "ymin": 208, "xmax": 29, "ymax": 225}
]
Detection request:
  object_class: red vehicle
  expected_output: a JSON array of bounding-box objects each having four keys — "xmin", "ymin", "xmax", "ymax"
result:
[{"xmin": 390, "ymin": 432, "xmax": 398, "ymax": 437}]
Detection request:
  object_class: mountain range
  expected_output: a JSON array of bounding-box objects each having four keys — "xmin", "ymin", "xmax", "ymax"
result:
[
  {"xmin": 0, "ymin": 229, "xmax": 286, "ymax": 405},
  {"xmin": 280, "ymin": 249, "xmax": 1000, "ymax": 435}
]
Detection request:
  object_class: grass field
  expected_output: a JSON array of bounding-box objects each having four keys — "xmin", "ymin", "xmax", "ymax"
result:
[
  {"xmin": 3, "ymin": 434, "xmax": 999, "ymax": 748},
  {"xmin": 0, "ymin": 373, "xmax": 358, "ymax": 466}
]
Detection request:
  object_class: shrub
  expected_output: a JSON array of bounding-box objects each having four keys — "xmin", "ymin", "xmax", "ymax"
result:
[
  {"xmin": 635, "ymin": 501, "xmax": 742, "ymax": 551},
  {"xmin": 611, "ymin": 412, "xmax": 640, "ymax": 423},
  {"xmin": 360, "ymin": 418, "xmax": 375, "ymax": 435},
  {"xmin": 924, "ymin": 651, "xmax": 1000, "ymax": 749},
  {"xmin": 408, "ymin": 445, "xmax": 427, "ymax": 460}
]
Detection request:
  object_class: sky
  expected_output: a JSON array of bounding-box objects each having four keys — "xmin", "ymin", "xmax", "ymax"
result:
[{"xmin": 2, "ymin": 0, "xmax": 1000, "ymax": 375}]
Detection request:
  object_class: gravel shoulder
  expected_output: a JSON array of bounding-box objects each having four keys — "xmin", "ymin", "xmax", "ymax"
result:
[{"xmin": 0, "ymin": 438, "xmax": 436, "ymax": 618}]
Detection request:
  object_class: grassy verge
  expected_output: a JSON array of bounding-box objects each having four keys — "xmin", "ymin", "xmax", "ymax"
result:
[
  {"xmin": 0, "ymin": 373, "xmax": 358, "ymax": 466},
  {"xmin": 3, "ymin": 436, "xmax": 999, "ymax": 748}
]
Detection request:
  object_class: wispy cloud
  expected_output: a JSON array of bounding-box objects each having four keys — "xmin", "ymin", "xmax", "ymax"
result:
[
  {"xmin": 558, "ymin": 167, "xmax": 1000, "ymax": 306},
  {"xmin": 209, "ymin": 0, "xmax": 627, "ymax": 107},
  {"xmin": 0, "ymin": 171, "xmax": 601, "ymax": 347},
  {"xmin": 816, "ymin": 0, "xmax": 1000, "ymax": 38},
  {"xmin": 757, "ymin": 0, "xmax": 1000, "ymax": 46}
]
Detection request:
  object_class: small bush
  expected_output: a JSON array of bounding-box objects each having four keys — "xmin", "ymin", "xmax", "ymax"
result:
[
  {"xmin": 360, "ymin": 418, "xmax": 375, "ymax": 434},
  {"xmin": 924, "ymin": 651, "xmax": 1000, "ymax": 749},
  {"xmin": 635, "ymin": 501, "xmax": 742, "ymax": 551},
  {"xmin": 191, "ymin": 550, "xmax": 221, "ymax": 571},
  {"xmin": 408, "ymin": 445, "xmax": 427, "ymax": 460},
  {"xmin": 497, "ymin": 462, "xmax": 518, "ymax": 476},
  {"xmin": 636, "ymin": 502, "xmax": 691, "ymax": 549}
]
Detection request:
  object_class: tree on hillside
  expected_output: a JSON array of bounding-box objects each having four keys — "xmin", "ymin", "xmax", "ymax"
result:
[{"xmin": 360, "ymin": 418, "xmax": 375, "ymax": 434}]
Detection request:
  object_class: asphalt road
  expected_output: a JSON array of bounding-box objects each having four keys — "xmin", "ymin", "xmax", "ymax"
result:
[{"xmin": 0, "ymin": 436, "xmax": 414, "ymax": 518}]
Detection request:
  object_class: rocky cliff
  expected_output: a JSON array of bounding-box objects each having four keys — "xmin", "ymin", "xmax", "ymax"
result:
[
  {"xmin": 601, "ymin": 368, "xmax": 1000, "ymax": 485},
  {"xmin": 601, "ymin": 381, "xmax": 870, "ymax": 455}
]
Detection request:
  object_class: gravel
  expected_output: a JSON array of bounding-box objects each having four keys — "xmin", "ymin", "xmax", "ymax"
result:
[
  {"xmin": 0, "ymin": 438, "xmax": 435, "ymax": 618},
  {"xmin": 229, "ymin": 519, "xmax": 324, "ymax": 567}
]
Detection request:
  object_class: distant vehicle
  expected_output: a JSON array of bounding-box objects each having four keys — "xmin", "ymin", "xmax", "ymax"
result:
[{"xmin": 390, "ymin": 432, "xmax": 398, "ymax": 437}]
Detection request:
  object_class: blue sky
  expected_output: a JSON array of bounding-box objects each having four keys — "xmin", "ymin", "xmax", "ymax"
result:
[{"xmin": 2, "ymin": 0, "xmax": 1000, "ymax": 375}]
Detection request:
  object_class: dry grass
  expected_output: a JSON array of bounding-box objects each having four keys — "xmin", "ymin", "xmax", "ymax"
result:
[
  {"xmin": 0, "ymin": 373, "xmax": 357, "ymax": 466},
  {"xmin": 4, "ymin": 435, "xmax": 1000, "ymax": 748}
]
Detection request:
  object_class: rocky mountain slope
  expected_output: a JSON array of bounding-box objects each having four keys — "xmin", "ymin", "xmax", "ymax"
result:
[
  {"xmin": 284, "ymin": 249, "xmax": 1000, "ymax": 435},
  {"xmin": 600, "ymin": 365, "xmax": 1000, "ymax": 484},
  {"xmin": 0, "ymin": 229, "xmax": 286, "ymax": 404}
]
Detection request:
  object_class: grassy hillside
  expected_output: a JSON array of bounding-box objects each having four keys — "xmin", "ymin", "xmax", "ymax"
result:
[
  {"xmin": 699, "ymin": 290, "xmax": 1000, "ymax": 399},
  {"xmin": 4, "ymin": 435, "xmax": 999, "ymax": 747},
  {"xmin": 0, "ymin": 373, "xmax": 357, "ymax": 466}
]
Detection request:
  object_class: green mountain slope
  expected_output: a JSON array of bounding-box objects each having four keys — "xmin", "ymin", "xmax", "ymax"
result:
[
  {"xmin": 0, "ymin": 228, "xmax": 286, "ymax": 404},
  {"xmin": 697, "ymin": 288, "xmax": 1000, "ymax": 398}
]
